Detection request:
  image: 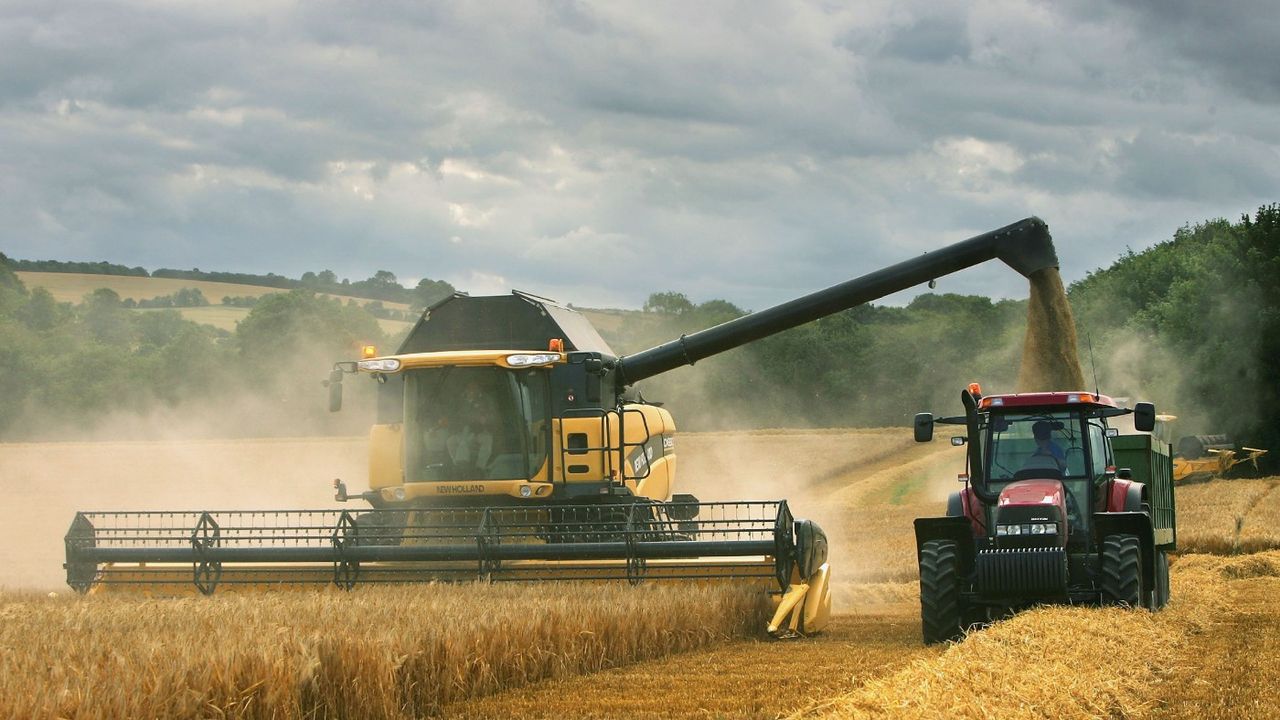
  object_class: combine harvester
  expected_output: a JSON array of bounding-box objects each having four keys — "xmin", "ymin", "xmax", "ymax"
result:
[
  {"xmin": 1172, "ymin": 433, "xmax": 1267, "ymax": 483},
  {"xmin": 66, "ymin": 217, "xmax": 1061, "ymax": 637},
  {"xmin": 912, "ymin": 386, "xmax": 1177, "ymax": 643}
]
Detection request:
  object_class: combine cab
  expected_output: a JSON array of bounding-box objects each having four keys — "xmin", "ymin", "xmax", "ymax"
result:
[
  {"xmin": 912, "ymin": 387, "xmax": 1176, "ymax": 644},
  {"xmin": 67, "ymin": 217, "xmax": 1066, "ymax": 638}
]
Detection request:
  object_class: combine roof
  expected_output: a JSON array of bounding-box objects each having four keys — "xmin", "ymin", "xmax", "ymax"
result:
[{"xmin": 396, "ymin": 291, "xmax": 616, "ymax": 355}]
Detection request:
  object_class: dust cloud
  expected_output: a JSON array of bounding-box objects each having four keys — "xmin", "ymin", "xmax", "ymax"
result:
[
  {"xmin": 1017, "ymin": 268, "xmax": 1087, "ymax": 392},
  {"xmin": 0, "ymin": 437, "xmax": 366, "ymax": 591},
  {"xmin": 675, "ymin": 429, "xmax": 933, "ymax": 582}
]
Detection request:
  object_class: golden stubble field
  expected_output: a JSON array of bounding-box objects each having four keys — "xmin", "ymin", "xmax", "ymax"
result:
[{"xmin": 2, "ymin": 430, "xmax": 1279, "ymax": 718}]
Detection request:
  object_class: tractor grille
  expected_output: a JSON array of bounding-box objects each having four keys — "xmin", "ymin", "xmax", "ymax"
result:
[{"xmin": 975, "ymin": 547, "xmax": 1068, "ymax": 596}]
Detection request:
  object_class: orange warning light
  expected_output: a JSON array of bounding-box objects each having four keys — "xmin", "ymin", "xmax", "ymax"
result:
[
  {"xmin": 361, "ymin": 345, "xmax": 378, "ymax": 359},
  {"xmin": 549, "ymin": 338, "xmax": 565, "ymax": 352}
]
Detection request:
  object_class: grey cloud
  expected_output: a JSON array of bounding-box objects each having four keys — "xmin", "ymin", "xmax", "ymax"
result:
[
  {"xmin": 1115, "ymin": 130, "xmax": 1280, "ymax": 202},
  {"xmin": 0, "ymin": 0, "xmax": 1277, "ymax": 312},
  {"xmin": 1116, "ymin": 0, "xmax": 1280, "ymax": 101}
]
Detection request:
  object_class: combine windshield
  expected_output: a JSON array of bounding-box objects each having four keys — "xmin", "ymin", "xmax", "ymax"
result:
[{"xmin": 404, "ymin": 366, "xmax": 549, "ymax": 482}]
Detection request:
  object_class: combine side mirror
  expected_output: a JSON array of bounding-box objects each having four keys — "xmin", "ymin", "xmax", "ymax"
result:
[
  {"xmin": 951, "ymin": 436, "xmax": 967, "ymax": 446},
  {"xmin": 1133, "ymin": 402, "xmax": 1156, "ymax": 432},
  {"xmin": 914, "ymin": 413, "xmax": 934, "ymax": 443},
  {"xmin": 326, "ymin": 368, "xmax": 344, "ymax": 412},
  {"xmin": 1116, "ymin": 468, "xmax": 1133, "ymax": 480}
]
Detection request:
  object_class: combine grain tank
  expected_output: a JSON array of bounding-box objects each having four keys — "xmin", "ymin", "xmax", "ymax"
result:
[{"xmin": 67, "ymin": 217, "xmax": 1061, "ymax": 638}]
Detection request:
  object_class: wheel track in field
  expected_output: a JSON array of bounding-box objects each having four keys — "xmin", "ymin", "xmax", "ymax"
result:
[
  {"xmin": 1234, "ymin": 478, "xmax": 1279, "ymax": 538},
  {"xmin": 445, "ymin": 606, "xmax": 936, "ymax": 720}
]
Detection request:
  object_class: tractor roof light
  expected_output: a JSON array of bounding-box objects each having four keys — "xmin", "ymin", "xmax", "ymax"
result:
[
  {"xmin": 362, "ymin": 345, "xmax": 378, "ymax": 358},
  {"xmin": 507, "ymin": 353, "xmax": 561, "ymax": 367},
  {"xmin": 358, "ymin": 358, "xmax": 402, "ymax": 372}
]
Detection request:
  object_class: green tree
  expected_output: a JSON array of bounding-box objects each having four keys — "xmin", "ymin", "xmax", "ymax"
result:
[
  {"xmin": 643, "ymin": 291, "xmax": 694, "ymax": 316},
  {"xmin": 16, "ymin": 287, "xmax": 70, "ymax": 332},
  {"xmin": 81, "ymin": 288, "xmax": 133, "ymax": 345},
  {"xmin": 412, "ymin": 278, "xmax": 456, "ymax": 310}
]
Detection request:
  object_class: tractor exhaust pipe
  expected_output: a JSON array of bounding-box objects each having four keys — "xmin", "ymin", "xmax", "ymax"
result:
[{"xmin": 962, "ymin": 388, "xmax": 999, "ymax": 504}]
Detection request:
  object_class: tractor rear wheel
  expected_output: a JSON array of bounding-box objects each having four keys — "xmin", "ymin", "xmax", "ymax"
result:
[
  {"xmin": 1153, "ymin": 549, "xmax": 1170, "ymax": 609},
  {"xmin": 1100, "ymin": 534, "xmax": 1143, "ymax": 607},
  {"xmin": 919, "ymin": 539, "xmax": 965, "ymax": 644}
]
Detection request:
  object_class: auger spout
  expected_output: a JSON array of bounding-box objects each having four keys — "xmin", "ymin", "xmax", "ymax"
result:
[{"xmin": 616, "ymin": 217, "xmax": 1056, "ymax": 386}]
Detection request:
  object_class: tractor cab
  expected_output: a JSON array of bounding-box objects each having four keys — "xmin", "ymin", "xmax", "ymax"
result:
[{"xmin": 979, "ymin": 394, "xmax": 1121, "ymax": 546}]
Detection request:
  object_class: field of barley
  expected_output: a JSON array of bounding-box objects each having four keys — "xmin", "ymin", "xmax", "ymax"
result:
[{"xmin": 2, "ymin": 430, "xmax": 1278, "ymax": 718}]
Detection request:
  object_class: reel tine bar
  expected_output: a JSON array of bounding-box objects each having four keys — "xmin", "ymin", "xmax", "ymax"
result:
[{"xmin": 64, "ymin": 501, "xmax": 800, "ymax": 594}]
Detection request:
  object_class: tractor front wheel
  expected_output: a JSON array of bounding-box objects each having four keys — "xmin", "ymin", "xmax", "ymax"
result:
[
  {"xmin": 919, "ymin": 539, "xmax": 965, "ymax": 644},
  {"xmin": 1100, "ymin": 534, "xmax": 1143, "ymax": 607}
]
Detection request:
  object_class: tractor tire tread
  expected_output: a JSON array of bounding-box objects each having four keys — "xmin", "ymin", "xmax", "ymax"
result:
[
  {"xmin": 920, "ymin": 539, "xmax": 964, "ymax": 644},
  {"xmin": 1100, "ymin": 534, "xmax": 1143, "ymax": 607}
]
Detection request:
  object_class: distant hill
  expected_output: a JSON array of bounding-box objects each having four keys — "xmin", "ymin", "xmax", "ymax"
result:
[
  {"xmin": 16, "ymin": 271, "xmax": 414, "ymax": 333},
  {"xmin": 14, "ymin": 271, "xmax": 644, "ymax": 338}
]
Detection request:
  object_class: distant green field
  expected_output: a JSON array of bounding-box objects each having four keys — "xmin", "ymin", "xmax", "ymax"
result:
[
  {"xmin": 15, "ymin": 271, "xmax": 650, "ymax": 339},
  {"xmin": 17, "ymin": 271, "xmax": 414, "ymax": 333},
  {"xmin": 16, "ymin": 272, "xmax": 412, "ymax": 310}
]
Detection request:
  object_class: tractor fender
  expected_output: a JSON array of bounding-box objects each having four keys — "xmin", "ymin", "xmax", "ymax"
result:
[
  {"xmin": 945, "ymin": 487, "xmax": 986, "ymax": 537},
  {"xmin": 1093, "ymin": 511, "xmax": 1155, "ymax": 598},
  {"xmin": 914, "ymin": 516, "xmax": 974, "ymax": 576},
  {"xmin": 1107, "ymin": 478, "xmax": 1147, "ymax": 513}
]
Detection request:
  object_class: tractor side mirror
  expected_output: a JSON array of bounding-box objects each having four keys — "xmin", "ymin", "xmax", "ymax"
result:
[
  {"xmin": 1133, "ymin": 402, "xmax": 1156, "ymax": 432},
  {"xmin": 914, "ymin": 413, "xmax": 934, "ymax": 443},
  {"xmin": 950, "ymin": 436, "xmax": 967, "ymax": 446},
  {"xmin": 326, "ymin": 368, "xmax": 344, "ymax": 412},
  {"xmin": 1116, "ymin": 467, "xmax": 1133, "ymax": 480}
]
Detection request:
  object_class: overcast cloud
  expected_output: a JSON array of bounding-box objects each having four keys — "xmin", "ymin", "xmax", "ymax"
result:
[{"xmin": 1, "ymin": 0, "xmax": 1276, "ymax": 309}]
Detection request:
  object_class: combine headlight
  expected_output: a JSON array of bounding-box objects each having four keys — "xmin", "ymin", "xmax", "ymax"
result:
[
  {"xmin": 519, "ymin": 485, "xmax": 533, "ymax": 498},
  {"xmin": 391, "ymin": 487, "xmax": 406, "ymax": 501},
  {"xmin": 506, "ymin": 353, "xmax": 561, "ymax": 366},
  {"xmin": 995, "ymin": 523, "xmax": 1057, "ymax": 536},
  {"xmin": 358, "ymin": 358, "xmax": 402, "ymax": 372}
]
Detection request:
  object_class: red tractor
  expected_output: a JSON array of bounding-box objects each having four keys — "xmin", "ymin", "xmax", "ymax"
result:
[{"xmin": 912, "ymin": 385, "xmax": 1176, "ymax": 643}]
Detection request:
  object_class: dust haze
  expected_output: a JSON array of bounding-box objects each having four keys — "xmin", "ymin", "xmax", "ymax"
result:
[{"xmin": 0, "ymin": 341, "xmax": 377, "ymax": 591}]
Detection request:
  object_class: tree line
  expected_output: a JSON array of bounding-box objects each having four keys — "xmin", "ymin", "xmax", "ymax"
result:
[
  {"xmin": 0, "ymin": 258, "xmax": 393, "ymax": 439},
  {"xmin": 1, "ymin": 203, "xmax": 1276, "ymax": 467}
]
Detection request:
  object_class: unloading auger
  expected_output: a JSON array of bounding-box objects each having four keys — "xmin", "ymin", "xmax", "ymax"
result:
[{"xmin": 66, "ymin": 217, "xmax": 1061, "ymax": 637}]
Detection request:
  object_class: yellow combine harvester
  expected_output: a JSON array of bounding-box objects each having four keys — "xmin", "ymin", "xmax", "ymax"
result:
[
  {"xmin": 1172, "ymin": 433, "xmax": 1267, "ymax": 483},
  {"xmin": 65, "ymin": 217, "xmax": 1062, "ymax": 637}
]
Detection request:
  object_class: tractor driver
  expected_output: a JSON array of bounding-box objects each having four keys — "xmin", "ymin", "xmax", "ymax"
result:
[{"xmin": 1028, "ymin": 420, "xmax": 1067, "ymax": 472}]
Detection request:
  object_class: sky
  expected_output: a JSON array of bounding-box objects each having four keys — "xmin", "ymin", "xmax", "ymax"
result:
[{"xmin": 2, "ymin": 0, "xmax": 1277, "ymax": 310}]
